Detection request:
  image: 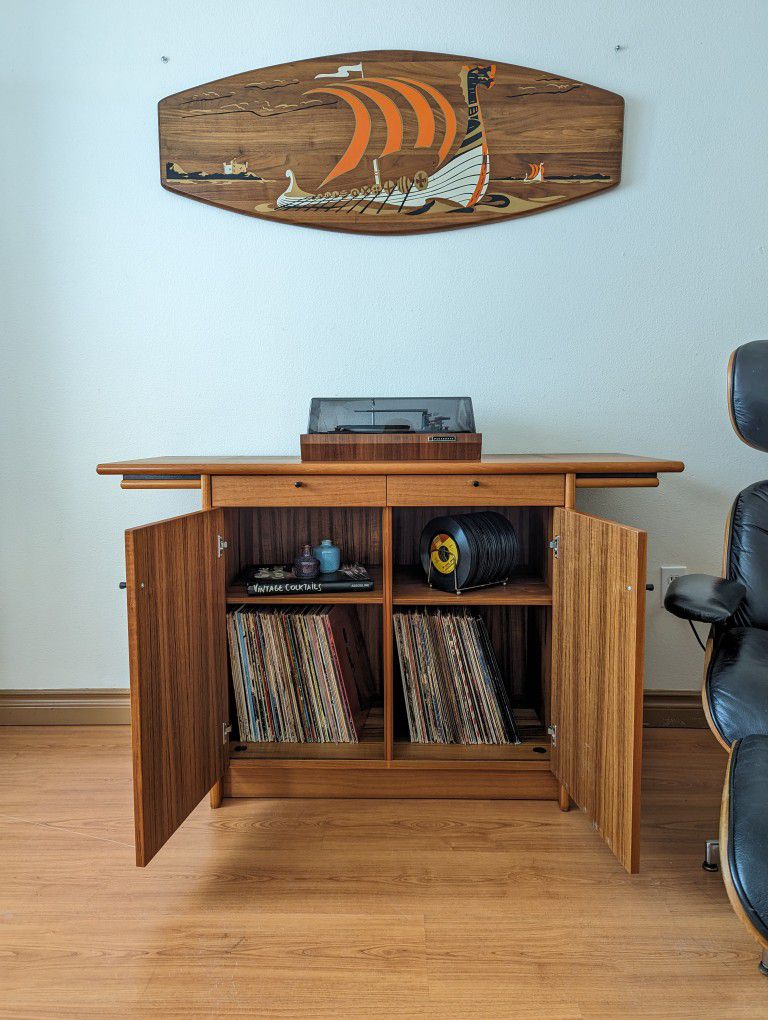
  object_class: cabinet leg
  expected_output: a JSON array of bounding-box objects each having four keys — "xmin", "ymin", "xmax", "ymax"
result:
[
  {"xmin": 210, "ymin": 780, "xmax": 223, "ymax": 809},
  {"xmin": 558, "ymin": 783, "xmax": 570, "ymax": 812}
]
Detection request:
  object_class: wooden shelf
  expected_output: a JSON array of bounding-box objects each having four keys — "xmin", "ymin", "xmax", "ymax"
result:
[
  {"xmin": 229, "ymin": 707, "xmax": 384, "ymax": 760},
  {"xmin": 394, "ymin": 735, "xmax": 550, "ymax": 762},
  {"xmin": 392, "ymin": 708, "xmax": 548, "ymax": 763},
  {"xmin": 392, "ymin": 567, "xmax": 552, "ymax": 606},
  {"xmin": 226, "ymin": 565, "xmax": 384, "ymax": 604}
]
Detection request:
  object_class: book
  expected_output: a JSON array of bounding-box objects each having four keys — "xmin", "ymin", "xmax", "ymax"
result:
[
  {"xmin": 393, "ymin": 609, "xmax": 521, "ymax": 745},
  {"xmin": 238, "ymin": 563, "xmax": 374, "ymax": 595},
  {"xmin": 226, "ymin": 605, "xmax": 372, "ymax": 743}
]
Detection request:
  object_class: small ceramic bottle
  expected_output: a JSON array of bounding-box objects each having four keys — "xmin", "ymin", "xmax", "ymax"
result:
[
  {"xmin": 313, "ymin": 538, "xmax": 341, "ymax": 574},
  {"xmin": 293, "ymin": 544, "xmax": 320, "ymax": 579}
]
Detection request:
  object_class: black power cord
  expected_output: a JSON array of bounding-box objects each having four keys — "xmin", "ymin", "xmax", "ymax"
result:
[{"xmin": 688, "ymin": 619, "xmax": 707, "ymax": 652}]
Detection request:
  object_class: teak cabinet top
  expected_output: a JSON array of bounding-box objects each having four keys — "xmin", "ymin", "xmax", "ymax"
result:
[{"xmin": 98, "ymin": 453, "xmax": 684, "ymax": 478}]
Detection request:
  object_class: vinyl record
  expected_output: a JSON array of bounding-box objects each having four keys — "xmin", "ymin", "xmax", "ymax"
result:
[
  {"xmin": 419, "ymin": 511, "xmax": 520, "ymax": 592},
  {"xmin": 420, "ymin": 515, "xmax": 474, "ymax": 590}
]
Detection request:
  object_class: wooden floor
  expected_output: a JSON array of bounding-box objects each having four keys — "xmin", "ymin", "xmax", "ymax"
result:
[{"xmin": 1, "ymin": 728, "xmax": 766, "ymax": 1018}]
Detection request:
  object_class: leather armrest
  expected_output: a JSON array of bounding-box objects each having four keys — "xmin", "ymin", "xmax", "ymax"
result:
[{"xmin": 664, "ymin": 573, "xmax": 746, "ymax": 624}]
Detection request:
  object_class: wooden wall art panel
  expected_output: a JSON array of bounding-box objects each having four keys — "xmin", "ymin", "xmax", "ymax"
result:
[{"xmin": 158, "ymin": 50, "xmax": 624, "ymax": 234}]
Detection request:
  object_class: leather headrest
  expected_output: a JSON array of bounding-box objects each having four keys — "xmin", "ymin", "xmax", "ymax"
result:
[{"xmin": 729, "ymin": 340, "xmax": 768, "ymax": 452}]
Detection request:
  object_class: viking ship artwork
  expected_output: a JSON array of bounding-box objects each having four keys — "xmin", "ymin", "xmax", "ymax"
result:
[
  {"xmin": 158, "ymin": 50, "xmax": 624, "ymax": 234},
  {"xmin": 276, "ymin": 62, "xmax": 496, "ymax": 215}
]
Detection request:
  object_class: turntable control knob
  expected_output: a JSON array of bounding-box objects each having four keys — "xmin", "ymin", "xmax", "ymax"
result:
[
  {"xmin": 472, "ymin": 480, "xmax": 480, "ymax": 487},
  {"xmin": 294, "ymin": 481, "xmax": 303, "ymax": 488}
]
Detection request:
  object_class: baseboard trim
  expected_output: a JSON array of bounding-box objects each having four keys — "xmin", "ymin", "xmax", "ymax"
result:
[
  {"xmin": 0, "ymin": 688, "xmax": 706, "ymax": 729},
  {"xmin": 0, "ymin": 689, "xmax": 131, "ymax": 725},
  {"xmin": 643, "ymin": 689, "xmax": 706, "ymax": 729}
]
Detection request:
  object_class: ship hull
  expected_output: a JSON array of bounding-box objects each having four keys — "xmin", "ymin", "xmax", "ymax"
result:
[{"xmin": 277, "ymin": 143, "xmax": 490, "ymax": 212}]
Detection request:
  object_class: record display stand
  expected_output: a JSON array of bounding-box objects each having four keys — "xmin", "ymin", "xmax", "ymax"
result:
[{"xmin": 426, "ymin": 559, "xmax": 511, "ymax": 596}]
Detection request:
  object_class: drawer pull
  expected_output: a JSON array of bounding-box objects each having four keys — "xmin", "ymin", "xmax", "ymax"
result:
[
  {"xmin": 294, "ymin": 481, "xmax": 303, "ymax": 488},
  {"xmin": 472, "ymin": 480, "xmax": 480, "ymax": 487}
]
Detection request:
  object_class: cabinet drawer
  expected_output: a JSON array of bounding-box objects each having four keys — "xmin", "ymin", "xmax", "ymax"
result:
[
  {"xmin": 387, "ymin": 474, "xmax": 565, "ymax": 506},
  {"xmin": 211, "ymin": 475, "xmax": 386, "ymax": 507}
]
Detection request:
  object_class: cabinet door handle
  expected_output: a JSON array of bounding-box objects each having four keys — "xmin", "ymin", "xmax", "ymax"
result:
[
  {"xmin": 472, "ymin": 480, "xmax": 480, "ymax": 487},
  {"xmin": 294, "ymin": 481, "xmax": 303, "ymax": 488},
  {"xmin": 119, "ymin": 581, "xmax": 127, "ymax": 590}
]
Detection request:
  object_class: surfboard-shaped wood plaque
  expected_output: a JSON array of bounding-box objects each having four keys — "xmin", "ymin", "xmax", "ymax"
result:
[{"xmin": 159, "ymin": 50, "xmax": 624, "ymax": 234}]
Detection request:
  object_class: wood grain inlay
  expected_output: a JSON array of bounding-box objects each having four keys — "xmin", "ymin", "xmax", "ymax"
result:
[{"xmin": 158, "ymin": 50, "xmax": 624, "ymax": 235}]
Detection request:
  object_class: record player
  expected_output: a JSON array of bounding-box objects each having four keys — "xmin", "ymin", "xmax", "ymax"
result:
[{"xmin": 300, "ymin": 397, "xmax": 482, "ymax": 462}]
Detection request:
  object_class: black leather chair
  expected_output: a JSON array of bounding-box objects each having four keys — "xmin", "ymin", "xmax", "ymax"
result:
[
  {"xmin": 721, "ymin": 736, "xmax": 768, "ymax": 974},
  {"xmin": 665, "ymin": 340, "xmax": 768, "ymax": 973}
]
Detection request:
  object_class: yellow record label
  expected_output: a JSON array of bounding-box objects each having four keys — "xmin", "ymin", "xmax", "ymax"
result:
[{"xmin": 430, "ymin": 534, "xmax": 458, "ymax": 575}]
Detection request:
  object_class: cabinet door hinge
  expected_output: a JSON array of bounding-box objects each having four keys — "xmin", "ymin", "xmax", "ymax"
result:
[
  {"xmin": 549, "ymin": 535, "xmax": 560, "ymax": 558},
  {"xmin": 547, "ymin": 724, "xmax": 557, "ymax": 747},
  {"xmin": 217, "ymin": 535, "xmax": 228, "ymax": 558},
  {"xmin": 223, "ymin": 721, "xmax": 232, "ymax": 744}
]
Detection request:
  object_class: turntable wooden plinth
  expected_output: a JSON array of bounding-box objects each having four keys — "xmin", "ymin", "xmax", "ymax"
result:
[{"xmin": 300, "ymin": 431, "xmax": 482, "ymax": 461}]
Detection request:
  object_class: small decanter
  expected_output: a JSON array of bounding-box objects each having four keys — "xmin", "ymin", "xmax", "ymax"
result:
[{"xmin": 293, "ymin": 544, "xmax": 320, "ymax": 579}]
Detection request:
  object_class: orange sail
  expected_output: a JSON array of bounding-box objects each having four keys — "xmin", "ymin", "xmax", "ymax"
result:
[
  {"xmin": 330, "ymin": 83, "xmax": 403, "ymax": 158},
  {"xmin": 394, "ymin": 78, "xmax": 457, "ymax": 165},
  {"xmin": 305, "ymin": 87, "xmax": 371, "ymax": 186},
  {"xmin": 306, "ymin": 78, "xmax": 459, "ymax": 186},
  {"xmin": 361, "ymin": 78, "xmax": 435, "ymax": 148}
]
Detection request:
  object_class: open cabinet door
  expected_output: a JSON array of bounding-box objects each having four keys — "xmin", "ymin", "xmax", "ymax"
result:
[
  {"xmin": 551, "ymin": 509, "xmax": 646, "ymax": 873},
  {"xmin": 125, "ymin": 510, "xmax": 228, "ymax": 866}
]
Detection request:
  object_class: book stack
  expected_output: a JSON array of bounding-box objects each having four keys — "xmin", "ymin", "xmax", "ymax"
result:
[
  {"xmin": 227, "ymin": 605, "xmax": 371, "ymax": 743},
  {"xmin": 237, "ymin": 564, "xmax": 374, "ymax": 596},
  {"xmin": 394, "ymin": 610, "xmax": 520, "ymax": 744}
]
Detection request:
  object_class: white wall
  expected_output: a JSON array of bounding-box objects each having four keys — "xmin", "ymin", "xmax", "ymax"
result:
[{"xmin": 2, "ymin": 1, "xmax": 767, "ymax": 692}]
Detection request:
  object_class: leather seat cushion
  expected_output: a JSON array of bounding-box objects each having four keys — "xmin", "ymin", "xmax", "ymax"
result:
[
  {"xmin": 726, "ymin": 735, "xmax": 768, "ymax": 943},
  {"xmin": 706, "ymin": 627, "xmax": 768, "ymax": 744},
  {"xmin": 728, "ymin": 481, "xmax": 768, "ymax": 629}
]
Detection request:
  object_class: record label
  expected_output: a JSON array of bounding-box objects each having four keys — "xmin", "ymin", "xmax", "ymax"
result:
[{"xmin": 430, "ymin": 534, "xmax": 458, "ymax": 575}]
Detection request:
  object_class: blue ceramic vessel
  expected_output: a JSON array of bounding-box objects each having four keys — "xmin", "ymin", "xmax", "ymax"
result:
[{"xmin": 313, "ymin": 538, "xmax": 341, "ymax": 574}]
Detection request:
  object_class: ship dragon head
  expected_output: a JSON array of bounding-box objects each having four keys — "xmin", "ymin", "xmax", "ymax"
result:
[
  {"xmin": 460, "ymin": 64, "xmax": 497, "ymax": 103},
  {"xmin": 472, "ymin": 64, "xmax": 496, "ymax": 90}
]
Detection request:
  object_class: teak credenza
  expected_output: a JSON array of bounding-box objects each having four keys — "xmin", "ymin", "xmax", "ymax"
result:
[{"xmin": 97, "ymin": 454, "xmax": 684, "ymax": 872}]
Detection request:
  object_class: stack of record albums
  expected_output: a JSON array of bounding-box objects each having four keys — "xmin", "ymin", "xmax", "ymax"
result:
[
  {"xmin": 227, "ymin": 606, "xmax": 372, "ymax": 743},
  {"xmin": 394, "ymin": 610, "xmax": 520, "ymax": 744}
]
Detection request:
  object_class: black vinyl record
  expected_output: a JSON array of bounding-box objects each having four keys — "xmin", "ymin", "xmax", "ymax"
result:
[
  {"xmin": 419, "ymin": 514, "xmax": 474, "ymax": 590},
  {"xmin": 419, "ymin": 511, "xmax": 520, "ymax": 592}
]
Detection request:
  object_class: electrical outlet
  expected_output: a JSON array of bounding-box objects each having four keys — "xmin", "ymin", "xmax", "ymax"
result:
[{"xmin": 660, "ymin": 565, "xmax": 688, "ymax": 606}]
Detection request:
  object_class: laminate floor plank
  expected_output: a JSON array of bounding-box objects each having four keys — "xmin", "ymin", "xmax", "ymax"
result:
[{"xmin": 0, "ymin": 726, "xmax": 764, "ymax": 1018}]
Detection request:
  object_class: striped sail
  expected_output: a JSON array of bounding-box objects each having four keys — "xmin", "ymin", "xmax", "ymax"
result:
[{"xmin": 276, "ymin": 64, "xmax": 495, "ymax": 214}]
